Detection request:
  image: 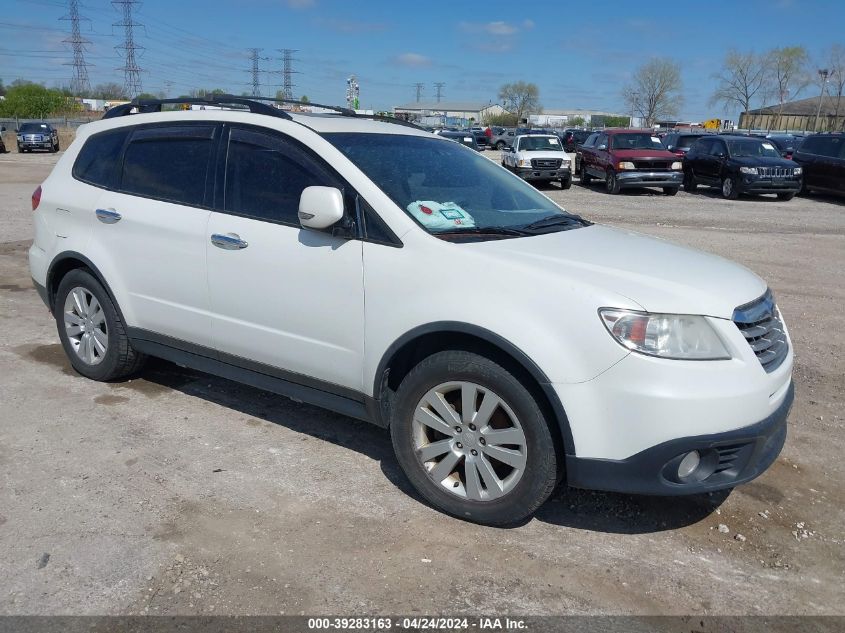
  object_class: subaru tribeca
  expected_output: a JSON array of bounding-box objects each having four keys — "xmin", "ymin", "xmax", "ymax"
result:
[{"xmin": 28, "ymin": 96, "xmax": 794, "ymax": 525}]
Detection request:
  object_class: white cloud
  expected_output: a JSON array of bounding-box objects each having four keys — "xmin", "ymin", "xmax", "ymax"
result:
[{"xmin": 392, "ymin": 52, "xmax": 431, "ymax": 68}]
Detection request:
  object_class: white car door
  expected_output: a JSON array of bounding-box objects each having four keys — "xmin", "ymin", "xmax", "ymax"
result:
[
  {"xmin": 85, "ymin": 123, "xmax": 218, "ymax": 348},
  {"xmin": 205, "ymin": 125, "xmax": 365, "ymax": 393}
]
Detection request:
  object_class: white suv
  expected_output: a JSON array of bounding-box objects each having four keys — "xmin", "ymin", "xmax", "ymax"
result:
[{"xmin": 29, "ymin": 97, "xmax": 794, "ymax": 525}]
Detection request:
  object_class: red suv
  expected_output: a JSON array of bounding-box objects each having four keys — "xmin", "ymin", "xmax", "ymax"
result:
[{"xmin": 580, "ymin": 129, "xmax": 684, "ymax": 195}]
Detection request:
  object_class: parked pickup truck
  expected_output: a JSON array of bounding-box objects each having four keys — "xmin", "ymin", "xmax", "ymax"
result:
[
  {"xmin": 501, "ymin": 134, "xmax": 572, "ymax": 189},
  {"xmin": 580, "ymin": 129, "xmax": 683, "ymax": 195}
]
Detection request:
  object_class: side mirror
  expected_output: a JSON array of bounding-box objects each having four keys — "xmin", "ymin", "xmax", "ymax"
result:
[
  {"xmin": 597, "ymin": 144, "xmax": 607, "ymax": 151},
  {"xmin": 715, "ymin": 151, "xmax": 726, "ymax": 159},
  {"xmin": 298, "ymin": 186, "xmax": 344, "ymax": 230},
  {"xmin": 666, "ymin": 145, "xmax": 674, "ymax": 151}
]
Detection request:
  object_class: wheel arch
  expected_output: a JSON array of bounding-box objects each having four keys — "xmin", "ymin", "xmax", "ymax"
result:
[
  {"xmin": 373, "ymin": 322, "xmax": 575, "ymax": 457},
  {"xmin": 46, "ymin": 252, "xmax": 122, "ymax": 320}
]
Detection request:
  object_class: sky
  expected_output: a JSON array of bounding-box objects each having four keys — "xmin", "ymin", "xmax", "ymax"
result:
[{"xmin": 1, "ymin": 0, "xmax": 843, "ymax": 121}]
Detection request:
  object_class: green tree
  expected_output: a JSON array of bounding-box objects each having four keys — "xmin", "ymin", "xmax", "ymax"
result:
[
  {"xmin": 567, "ymin": 116, "xmax": 586, "ymax": 127},
  {"xmin": 622, "ymin": 58, "xmax": 684, "ymax": 126},
  {"xmin": 498, "ymin": 82, "xmax": 541, "ymax": 125},
  {"xmin": 0, "ymin": 83, "xmax": 78, "ymax": 118},
  {"xmin": 90, "ymin": 83, "xmax": 127, "ymax": 100},
  {"xmin": 136, "ymin": 92, "xmax": 158, "ymax": 101},
  {"xmin": 483, "ymin": 112, "xmax": 518, "ymax": 126},
  {"xmin": 594, "ymin": 115, "xmax": 630, "ymax": 128},
  {"xmin": 300, "ymin": 95, "xmax": 310, "ymax": 103}
]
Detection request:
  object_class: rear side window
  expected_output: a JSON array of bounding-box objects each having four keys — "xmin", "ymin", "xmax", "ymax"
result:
[
  {"xmin": 73, "ymin": 128, "xmax": 130, "ymax": 188},
  {"xmin": 224, "ymin": 127, "xmax": 334, "ymax": 225},
  {"xmin": 119, "ymin": 125, "xmax": 216, "ymax": 207},
  {"xmin": 802, "ymin": 136, "xmax": 844, "ymax": 158}
]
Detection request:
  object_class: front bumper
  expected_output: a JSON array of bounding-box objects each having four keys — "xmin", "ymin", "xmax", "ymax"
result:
[
  {"xmin": 738, "ymin": 176, "xmax": 801, "ymax": 194},
  {"xmin": 517, "ymin": 166, "xmax": 572, "ymax": 181},
  {"xmin": 617, "ymin": 170, "xmax": 683, "ymax": 188},
  {"xmin": 19, "ymin": 141, "xmax": 54, "ymax": 150},
  {"xmin": 565, "ymin": 382, "xmax": 793, "ymax": 495}
]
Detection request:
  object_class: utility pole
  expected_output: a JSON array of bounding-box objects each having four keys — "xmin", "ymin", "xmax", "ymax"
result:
[
  {"xmin": 247, "ymin": 48, "xmax": 264, "ymax": 97},
  {"xmin": 630, "ymin": 92, "xmax": 640, "ymax": 127},
  {"xmin": 112, "ymin": 0, "xmax": 144, "ymax": 98},
  {"xmin": 413, "ymin": 83, "xmax": 424, "ymax": 103},
  {"xmin": 434, "ymin": 82, "xmax": 445, "ymax": 103},
  {"xmin": 61, "ymin": 0, "xmax": 91, "ymax": 96},
  {"xmin": 277, "ymin": 48, "xmax": 299, "ymax": 100},
  {"xmin": 814, "ymin": 68, "xmax": 830, "ymax": 132}
]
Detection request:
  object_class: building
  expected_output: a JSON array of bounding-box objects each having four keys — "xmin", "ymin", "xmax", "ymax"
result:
[
  {"xmin": 393, "ymin": 101, "xmax": 506, "ymax": 127},
  {"xmin": 529, "ymin": 108, "xmax": 628, "ymax": 127},
  {"xmin": 740, "ymin": 95, "xmax": 845, "ymax": 132}
]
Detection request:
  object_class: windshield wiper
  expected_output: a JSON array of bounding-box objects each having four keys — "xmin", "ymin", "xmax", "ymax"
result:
[
  {"xmin": 434, "ymin": 226, "xmax": 529, "ymax": 237},
  {"xmin": 520, "ymin": 214, "xmax": 591, "ymax": 233}
]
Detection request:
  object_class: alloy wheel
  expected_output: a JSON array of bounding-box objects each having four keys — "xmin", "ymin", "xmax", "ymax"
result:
[
  {"xmin": 63, "ymin": 286, "xmax": 108, "ymax": 365},
  {"xmin": 722, "ymin": 177, "xmax": 733, "ymax": 197},
  {"xmin": 411, "ymin": 381, "xmax": 527, "ymax": 502}
]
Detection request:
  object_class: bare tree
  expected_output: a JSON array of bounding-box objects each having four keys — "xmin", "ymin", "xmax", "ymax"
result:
[
  {"xmin": 766, "ymin": 46, "xmax": 810, "ymax": 130},
  {"xmin": 498, "ymin": 82, "xmax": 541, "ymax": 125},
  {"xmin": 825, "ymin": 45, "xmax": 845, "ymax": 130},
  {"xmin": 709, "ymin": 50, "xmax": 767, "ymax": 129},
  {"xmin": 622, "ymin": 58, "xmax": 683, "ymax": 127}
]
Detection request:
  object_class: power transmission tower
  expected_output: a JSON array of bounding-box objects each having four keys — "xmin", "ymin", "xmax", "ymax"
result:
[
  {"xmin": 434, "ymin": 82, "xmax": 445, "ymax": 103},
  {"xmin": 413, "ymin": 83, "xmax": 424, "ymax": 102},
  {"xmin": 112, "ymin": 0, "xmax": 144, "ymax": 98},
  {"xmin": 61, "ymin": 0, "xmax": 91, "ymax": 95},
  {"xmin": 247, "ymin": 48, "xmax": 265, "ymax": 97},
  {"xmin": 277, "ymin": 48, "xmax": 299, "ymax": 100}
]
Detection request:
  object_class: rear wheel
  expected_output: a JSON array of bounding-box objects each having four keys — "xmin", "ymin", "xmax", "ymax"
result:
[
  {"xmin": 777, "ymin": 192, "xmax": 796, "ymax": 201},
  {"xmin": 55, "ymin": 269, "xmax": 147, "ymax": 381},
  {"xmin": 495, "ymin": 141, "xmax": 506, "ymax": 150},
  {"xmin": 391, "ymin": 351, "xmax": 560, "ymax": 526},
  {"xmin": 606, "ymin": 170, "xmax": 621, "ymax": 194},
  {"xmin": 683, "ymin": 171, "xmax": 698, "ymax": 193},
  {"xmin": 721, "ymin": 176, "xmax": 739, "ymax": 200}
]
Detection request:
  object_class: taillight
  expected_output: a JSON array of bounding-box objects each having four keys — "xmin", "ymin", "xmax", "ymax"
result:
[{"xmin": 32, "ymin": 185, "xmax": 42, "ymax": 211}]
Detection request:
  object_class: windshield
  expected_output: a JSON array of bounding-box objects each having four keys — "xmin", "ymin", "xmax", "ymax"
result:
[
  {"xmin": 610, "ymin": 133, "xmax": 665, "ymax": 150},
  {"xmin": 676, "ymin": 135, "xmax": 703, "ymax": 148},
  {"xmin": 20, "ymin": 123, "xmax": 50, "ymax": 133},
  {"xmin": 518, "ymin": 136, "xmax": 563, "ymax": 152},
  {"xmin": 325, "ymin": 133, "xmax": 580, "ymax": 237},
  {"xmin": 728, "ymin": 139, "xmax": 780, "ymax": 158}
]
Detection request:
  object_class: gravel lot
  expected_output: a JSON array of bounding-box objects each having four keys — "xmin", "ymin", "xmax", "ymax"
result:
[{"xmin": 0, "ymin": 149, "xmax": 843, "ymax": 616}]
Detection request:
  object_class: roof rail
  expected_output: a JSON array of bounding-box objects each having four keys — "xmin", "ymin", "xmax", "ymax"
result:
[
  {"xmin": 102, "ymin": 94, "xmax": 292, "ymax": 120},
  {"xmin": 244, "ymin": 96, "xmax": 425, "ymax": 131}
]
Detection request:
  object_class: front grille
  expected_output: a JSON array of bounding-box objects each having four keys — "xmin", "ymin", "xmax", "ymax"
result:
[
  {"xmin": 531, "ymin": 158, "xmax": 562, "ymax": 169},
  {"xmin": 732, "ymin": 290, "xmax": 789, "ymax": 372},
  {"xmin": 25, "ymin": 134, "xmax": 43, "ymax": 142},
  {"xmin": 633, "ymin": 160, "xmax": 671, "ymax": 170},
  {"xmin": 756, "ymin": 167, "xmax": 795, "ymax": 177}
]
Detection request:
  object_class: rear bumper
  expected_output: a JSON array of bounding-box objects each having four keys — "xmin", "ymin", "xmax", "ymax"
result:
[
  {"xmin": 565, "ymin": 382, "xmax": 793, "ymax": 495},
  {"xmin": 32, "ymin": 278, "xmax": 50, "ymax": 310},
  {"xmin": 617, "ymin": 170, "xmax": 683, "ymax": 188},
  {"xmin": 517, "ymin": 167, "xmax": 571, "ymax": 181}
]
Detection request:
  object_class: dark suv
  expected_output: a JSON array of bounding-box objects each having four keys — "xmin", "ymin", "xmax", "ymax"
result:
[
  {"xmin": 579, "ymin": 129, "xmax": 683, "ymax": 195},
  {"xmin": 791, "ymin": 133, "xmax": 845, "ymax": 197},
  {"xmin": 662, "ymin": 132, "xmax": 707, "ymax": 157},
  {"xmin": 17, "ymin": 122, "xmax": 60, "ymax": 153},
  {"xmin": 560, "ymin": 129, "xmax": 591, "ymax": 153},
  {"xmin": 683, "ymin": 135, "xmax": 802, "ymax": 200}
]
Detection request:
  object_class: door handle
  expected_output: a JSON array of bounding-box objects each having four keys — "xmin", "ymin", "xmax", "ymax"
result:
[
  {"xmin": 95, "ymin": 208, "xmax": 122, "ymax": 224},
  {"xmin": 211, "ymin": 233, "xmax": 248, "ymax": 250}
]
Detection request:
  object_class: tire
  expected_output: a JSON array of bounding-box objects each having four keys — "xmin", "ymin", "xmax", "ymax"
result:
[
  {"xmin": 580, "ymin": 167, "xmax": 592, "ymax": 185},
  {"xmin": 605, "ymin": 170, "xmax": 621, "ymax": 194},
  {"xmin": 777, "ymin": 192, "xmax": 795, "ymax": 201},
  {"xmin": 55, "ymin": 268, "xmax": 147, "ymax": 381},
  {"xmin": 495, "ymin": 141, "xmax": 506, "ymax": 150},
  {"xmin": 683, "ymin": 171, "xmax": 698, "ymax": 193},
  {"xmin": 54, "ymin": 140, "xmax": 60, "ymax": 152},
  {"xmin": 721, "ymin": 176, "xmax": 739, "ymax": 200},
  {"xmin": 560, "ymin": 176, "xmax": 572, "ymax": 190},
  {"xmin": 663, "ymin": 187, "xmax": 679, "ymax": 196},
  {"xmin": 390, "ymin": 350, "xmax": 560, "ymax": 526}
]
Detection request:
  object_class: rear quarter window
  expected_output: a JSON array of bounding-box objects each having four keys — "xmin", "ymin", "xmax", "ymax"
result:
[{"xmin": 72, "ymin": 128, "xmax": 130, "ymax": 189}]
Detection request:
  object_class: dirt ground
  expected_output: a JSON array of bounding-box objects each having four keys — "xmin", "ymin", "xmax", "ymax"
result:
[{"xmin": 0, "ymin": 150, "xmax": 843, "ymax": 616}]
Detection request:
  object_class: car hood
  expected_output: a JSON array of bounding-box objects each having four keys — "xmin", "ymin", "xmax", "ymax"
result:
[
  {"xmin": 610, "ymin": 148, "xmax": 678, "ymax": 160},
  {"xmin": 472, "ymin": 225, "xmax": 766, "ymax": 318},
  {"xmin": 731, "ymin": 155, "xmax": 797, "ymax": 168},
  {"xmin": 517, "ymin": 150, "xmax": 570, "ymax": 160}
]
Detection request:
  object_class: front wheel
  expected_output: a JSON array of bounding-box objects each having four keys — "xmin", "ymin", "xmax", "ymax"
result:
[
  {"xmin": 391, "ymin": 351, "xmax": 560, "ymax": 526},
  {"xmin": 55, "ymin": 269, "xmax": 147, "ymax": 381},
  {"xmin": 777, "ymin": 192, "xmax": 796, "ymax": 201},
  {"xmin": 683, "ymin": 171, "xmax": 698, "ymax": 193},
  {"xmin": 495, "ymin": 141, "xmax": 506, "ymax": 150},
  {"xmin": 663, "ymin": 187, "xmax": 679, "ymax": 196},
  {"xmin": 581, "ymin": 167, "xmax": 592, "ymax": 185},
  {"xmin": 606, "ymin": 170, "xmax": 621, "ymax": 194},
  {"xmin": 560, "ymin": 176, "xmax": 572, "ymax": 190},
  {"xmin": 721, "ymin": 176, "xmax": 739, "ymax": 200}
]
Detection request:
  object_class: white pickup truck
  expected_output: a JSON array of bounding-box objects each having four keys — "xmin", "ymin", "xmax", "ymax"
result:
[{"xmin": 501, "ymin": 134, "xmax": 573, "ymax": 189}]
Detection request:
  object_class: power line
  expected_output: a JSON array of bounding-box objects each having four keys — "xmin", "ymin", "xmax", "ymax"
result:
[
  {"xmin": 112, "ymin": 0, "xmax": 144, "ymax": 97},
  {"xmin": 413, "ymin": 82, "xmax": 424, "ymax": 102},
  {"xmin": 61, "ymin": 0, "xmax": 92, "ymax": 95},
  {"xmin": 434, "ymin": 82, "xmax": 445, "ymax": 103},
  {"xmin": 278, "ymin": 48, "xmax": 298, "ymax": 100}
]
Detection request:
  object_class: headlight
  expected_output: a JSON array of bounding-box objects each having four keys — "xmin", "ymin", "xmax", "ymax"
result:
[
  {"xmin": 599, "ymin": 309, "xmax": 731, "ymax": 360},
  {"xmin": 518, "ymin": 159, "xmax": 530, "ymax": 167},
  {"xmin": 617, "ymin": 161, "xmax": 635, "ymax": 170},
  {"xmin": 671, "ymin": 161, "xmax": 683, "ymax": 170},
  {"xmin": 793, "ymin": 167, "xmax": 802, "ymax": 175},
  {"xmin": 17, "ymin": 135, "xmax": 23, "ymax": 141},
  {"xmin": 740, "ymin": 167, "xmax": 758, "ymax": 175}
]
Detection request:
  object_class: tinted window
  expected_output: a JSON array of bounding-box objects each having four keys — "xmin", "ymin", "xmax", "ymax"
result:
[
  {"xmin": 582, "ymin": 133, "xmax": 598, "ymax": 148},
  {"xmin": 73, "ymin": 128, "xmax": 130, "ymax": 188},
  {"xmin": 19, "ymin": 123, "xmax": 51, "ymax": 134},
  {"xmin": 224, "ymin": 127, "xmax": 332, "ymax": 225},
  {"xmin": 677, "ymin": 134, "xmax": 703, "ymax": 149},
  {"xmin": 610, "ymin": 133, "xmax": 664, "ymax": 150},
  {"xmin": 692, "ymin": 138, "xmax": 713, "ymax": 155},
  {"xmin": 120, "ymin": 126, "xmax": 215, "ymax": 206},
  {"xmin": 727, "ymin": 139, "xmax": 779, "ymax": 158},
  {"xmin": 801, "ymin": 136, "xmax": 844, "ymax": 158},
  {"xmin": 710, "ymin": 140, "xmax": 728, "ymax": 156}
]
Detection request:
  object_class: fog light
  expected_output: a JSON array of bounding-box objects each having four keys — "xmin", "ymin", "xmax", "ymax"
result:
[{"xmin": 678, "ymin": 450, "xmax": 701, "ymax": 479}]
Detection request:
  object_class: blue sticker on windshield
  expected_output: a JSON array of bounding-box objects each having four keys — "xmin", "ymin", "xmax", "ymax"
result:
[{"xmin": 439, "ymin": 208, "xmax": 465, "ymax": 220}]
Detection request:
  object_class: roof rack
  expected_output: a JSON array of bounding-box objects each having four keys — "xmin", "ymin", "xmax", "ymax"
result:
[
  {"xmin": 102, "ymin": 94, "xmax": 425, "ymax": 131},
  {"xmin": 102, "ymin": 94, "xmax": 292, "ymax": 120}
]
